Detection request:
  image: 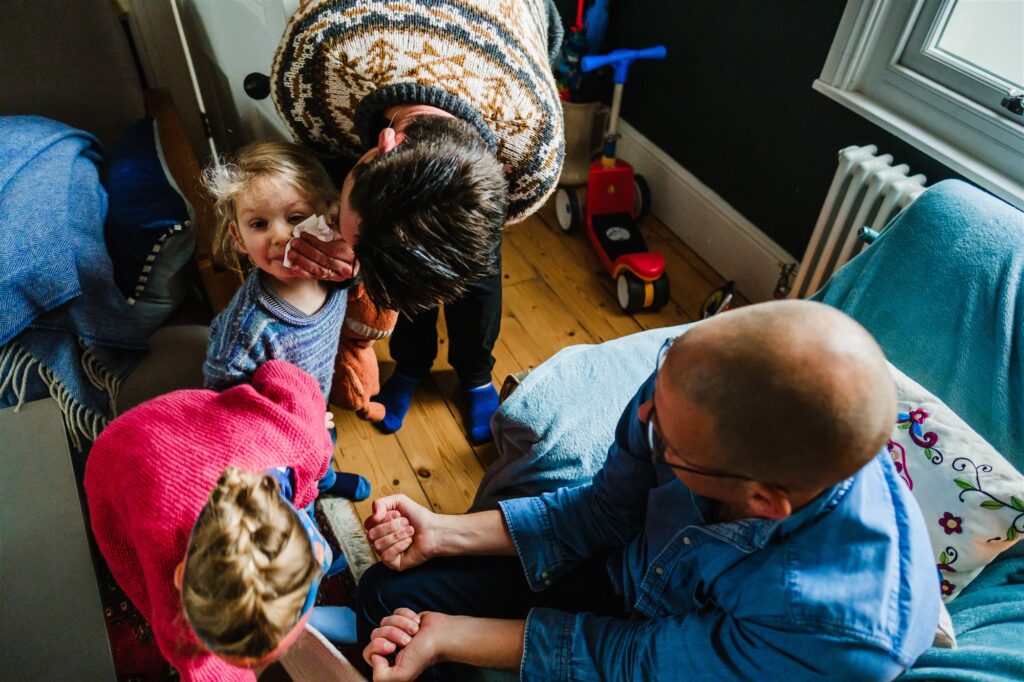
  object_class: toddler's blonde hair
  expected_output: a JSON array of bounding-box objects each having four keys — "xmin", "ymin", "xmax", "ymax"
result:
[
  {"xmin": 181, "ymin": 467, "xmax": 320, "ymax": 659},
  {"xmin": 202, "ymin": 141, "xmax": 338, "ymax": 273}
]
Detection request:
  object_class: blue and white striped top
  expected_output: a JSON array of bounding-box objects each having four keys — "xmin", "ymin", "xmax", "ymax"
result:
[{"xmin": 204, "ymin": 270, "xmax": 347, "ymax": 401}]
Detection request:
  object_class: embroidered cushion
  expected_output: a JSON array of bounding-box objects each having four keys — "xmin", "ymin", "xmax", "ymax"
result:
[
  {"xmin": 103, "ymin": 117, "xmax": 195, "ymax": 337},
  {"xmin": 886, "ymin": 363, "xmax": 1023, "ymax": 601}
]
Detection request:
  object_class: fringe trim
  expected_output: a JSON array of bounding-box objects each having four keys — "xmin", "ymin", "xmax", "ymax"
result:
[
  {"xmin": 80, "ymin": 343, "xmax": 120, "ymax": 417},
  {"xmin": 318, "ymin": 497, "xmax": 376, "ymax": 582},
  {"xmin": 0, "ymin": 343, "xmax": 37, "ymax": 405},
  {"xmin": 0, "ymin": 341, "xmax": 118, "ymax": 451}
]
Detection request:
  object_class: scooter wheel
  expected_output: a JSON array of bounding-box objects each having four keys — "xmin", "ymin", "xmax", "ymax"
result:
[
  {"xmin": 616, "ymin": 272, "xmax": 646, "ymax": 313},
  {"xmin": 555, "ymin": 187, "xmax": 582, "ymax": 233},
  {"xmin": 652, "ymin": 272, "xmax": 671, "ymax": 310},
  {"xmin": 633, "ymin": 174, "xmax": 651, "ymax": 221}
]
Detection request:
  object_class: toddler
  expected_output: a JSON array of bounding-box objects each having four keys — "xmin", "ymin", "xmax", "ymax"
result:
[
  {"xmin": 203, "ymin": 141, "xmax": 368, "ymax": 500},
  {"xmin": 85, "ymin": 360, "xmax": 357, "ymax": 680}
]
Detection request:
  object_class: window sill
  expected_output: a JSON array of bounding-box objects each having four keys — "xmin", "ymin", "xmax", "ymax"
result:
[{"xmin": 813, "ymin": 80, "xmax": 1023, "ymax": 210}]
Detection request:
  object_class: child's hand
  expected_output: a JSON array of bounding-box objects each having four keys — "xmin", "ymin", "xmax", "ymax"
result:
[{"xmin": 325, "ymin": 411, "xmax": 335, "ymax": 431}]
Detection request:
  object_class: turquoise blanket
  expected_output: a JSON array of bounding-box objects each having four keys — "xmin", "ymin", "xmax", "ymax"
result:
[
  {"xmin": 814, "ymin": 180, "xmax": 1024, "ymax": 680},
  {"xmin": 813, "ymin": 180, "xmax": 1022, "ymax": 466}
]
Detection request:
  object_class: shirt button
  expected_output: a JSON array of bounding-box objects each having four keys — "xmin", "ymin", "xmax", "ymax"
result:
[
  {"xmin": 541, "ymin": 571, "xmax": 549, "ymax": 579},
  {"xmin": 654, "ymin": 566, "xmax": 664, "ymax": 575},
  {"xmin": 543, "ymin": 579, "xmax": 551, "ymax": 586},
  {"xmin": 683, "ymin": 536, "xmax": 692, "ymax": 545}
]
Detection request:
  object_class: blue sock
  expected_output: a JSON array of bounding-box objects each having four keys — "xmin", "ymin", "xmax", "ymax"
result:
[
  {"xmin": 320, "ymin": 471, "xmax": 371, "ymax": 501},
  {"xmin": 308, "ymin": 606, "xmax": 357, "ymax": 645},
  {"xmin": 373, "ymin": 372, "xmax": 420, "ymax": 434},
  {"xmin": 466, "ymin": 383, "xmax": 499, "ymax": 445}
]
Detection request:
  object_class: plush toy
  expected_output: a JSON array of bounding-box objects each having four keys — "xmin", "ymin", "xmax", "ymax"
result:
[{"xmin": 329, "ymin": 282, "xmax": 399, "ymax": 422}]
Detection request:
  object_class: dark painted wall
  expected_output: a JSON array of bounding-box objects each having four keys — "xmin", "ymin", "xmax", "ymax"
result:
[{"xmin": 554, "ymin": 0, "xmax": 964, "ymax": 258}]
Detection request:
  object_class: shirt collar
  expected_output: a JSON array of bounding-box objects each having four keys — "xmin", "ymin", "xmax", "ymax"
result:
[{"xmin": 688, "ymin": 474, "xmax": 857, "ymax": 553}]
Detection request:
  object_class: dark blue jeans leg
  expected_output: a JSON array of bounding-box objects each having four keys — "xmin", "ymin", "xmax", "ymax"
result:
[
  {"xmin": 443, "ymin": 245, "xmax": 502, "ymax": 388},
  {"xmin": 389, "ymin": 306, "xmax": 440, "ymax": 381},
  {"xmin": 356, "ymin": 554, "xmax": 622, "ymax": 677}
]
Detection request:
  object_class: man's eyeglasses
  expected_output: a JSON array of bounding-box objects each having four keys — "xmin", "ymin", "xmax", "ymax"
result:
[{"xmin": 646, "ymin": 337, "xmax": 758, "ymax": 483}]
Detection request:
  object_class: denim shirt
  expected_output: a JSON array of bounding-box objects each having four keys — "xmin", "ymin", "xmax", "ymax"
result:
[{"xmin": 499, "ymin": 374, "xmax": 940, "ymax": 681}]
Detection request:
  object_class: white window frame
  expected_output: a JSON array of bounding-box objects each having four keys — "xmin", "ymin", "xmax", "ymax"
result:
[{"xmin": 814, "ymin": 0, "xmax": 1024, "ymax": 209}]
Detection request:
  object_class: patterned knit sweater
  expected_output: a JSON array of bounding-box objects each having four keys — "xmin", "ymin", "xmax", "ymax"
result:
[
  {"xmin": 204, "ymin": 270, "xmax": 347, "ymax": 400},
  {"xmin": 272, "ymin": 0, "xmax": 565, "ymax": 224},
  {"xmin": 84, "ymin": 361, "xmax": 332, "ymax": 682}
]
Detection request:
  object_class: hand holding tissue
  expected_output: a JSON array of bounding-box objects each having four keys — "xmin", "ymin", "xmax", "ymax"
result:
[{"xmin": 283, "ymin": 214, "xmax": 333, "ymax": 268}]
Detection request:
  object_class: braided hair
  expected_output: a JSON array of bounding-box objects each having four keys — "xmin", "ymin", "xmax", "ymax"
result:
[{"xmin": 181, "ymin": 467, "xmax": 320, "ymax": 658}]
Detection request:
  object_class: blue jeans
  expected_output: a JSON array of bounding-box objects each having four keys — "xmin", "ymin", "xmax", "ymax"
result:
[{"xmin": 355, "ymin": 554, "xmax": 624, "ymax": 679}]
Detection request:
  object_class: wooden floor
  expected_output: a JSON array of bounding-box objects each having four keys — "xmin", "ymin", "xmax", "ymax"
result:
[{"xmin": 330, "ymin": 197, "xmax": 748, "ymax": 521}]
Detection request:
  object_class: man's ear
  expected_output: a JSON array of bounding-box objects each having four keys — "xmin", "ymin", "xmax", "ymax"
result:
[
  {"xmin": 228, "ymin": 221, "xmax": 247, "ymax": 255},
  {"xmin": 377, "ymin": 127, "xmax": 406, "ymax": 153},
  {"xmin": 746, "ymin": 484, "xmax": 793, "ymax": 520},
  {"xmin": 636, "ymin": 399, "xmax": 653, "ymax": 424},
  {"xmin": 173, "ymin": 560, "xmax": 185, "ymax": 593}
]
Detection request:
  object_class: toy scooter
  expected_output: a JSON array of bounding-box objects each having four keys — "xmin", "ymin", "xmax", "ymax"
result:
[{"xmin": 554, "ymin": 46, "xmax": 669, "ymax": 313}]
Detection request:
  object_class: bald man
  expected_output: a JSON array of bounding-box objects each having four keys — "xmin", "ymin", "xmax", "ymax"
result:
[{"xmin": 356, "ymin": 301, "xmax": 941, "ymax": 681}]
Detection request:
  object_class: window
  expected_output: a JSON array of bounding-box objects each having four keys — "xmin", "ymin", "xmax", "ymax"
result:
[{"xmin": 815, "ymin": 0, "xmax": 1023, "ymax": 209}]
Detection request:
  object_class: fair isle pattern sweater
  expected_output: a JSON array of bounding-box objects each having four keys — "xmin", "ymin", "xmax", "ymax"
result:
[
  {"xmin": 204, "ymin": 270, "xmax": 347, "ymax": 400},
  {"xmin": 272, "ymin": 0, "xmax": 564, "ymax": 224},
  {"xmin": 84, "ymin": 361, "xmax": 332, "ymax": 682}
]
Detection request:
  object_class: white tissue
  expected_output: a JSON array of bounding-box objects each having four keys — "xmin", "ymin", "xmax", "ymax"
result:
[{"xmin": 283, "ymin": 214, "xmax": 333, "ymax": 268}]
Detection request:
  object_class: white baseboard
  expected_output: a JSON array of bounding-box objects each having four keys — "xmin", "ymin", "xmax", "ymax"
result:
[{"xmin": 617, "ymin": 120, "xmax": 796, "ymax": 302}]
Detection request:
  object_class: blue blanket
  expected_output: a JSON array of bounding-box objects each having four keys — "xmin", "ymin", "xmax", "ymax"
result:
[{"xmin": 0, "ymin": 116, "xmax": 146, "ymax": 446}]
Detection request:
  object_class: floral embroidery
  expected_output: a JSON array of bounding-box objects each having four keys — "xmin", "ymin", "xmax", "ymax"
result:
[
  {"xmin": 939, "ymin": 512, "xmax": 964, "ymax": 535},
  {"xmin": 937, "ymin": 546, "xmax": 958, "ymax": 574},
  {"xmin": 896, "ymin": 408, "xmax": 943, "ymax": 464},
  {"xmin": 953, "ymin": 457, "xmax": 1024, "ymax": 542},
  {"xmin": 888, "ymin": 440, "xmax": 912, "ymax": 489},
  {"xmin": 936, "ymin": 546, "xmax": 959, "ymax": 598}
]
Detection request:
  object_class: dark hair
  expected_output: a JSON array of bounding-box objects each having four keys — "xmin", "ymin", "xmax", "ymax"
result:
[{"xmin": 349, "ymin": 115, "xmax": 508, "ymax": 314}]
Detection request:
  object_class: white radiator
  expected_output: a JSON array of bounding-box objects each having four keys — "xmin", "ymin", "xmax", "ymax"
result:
[{"xmin": 789, "ymin": 145, "xmax": 927, "ymax": 299}]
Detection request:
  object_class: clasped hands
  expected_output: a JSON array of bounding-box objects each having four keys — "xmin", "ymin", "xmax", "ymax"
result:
[{"xmin": 361, "ymin": 495, "xmax": 445, "ymax": 680}]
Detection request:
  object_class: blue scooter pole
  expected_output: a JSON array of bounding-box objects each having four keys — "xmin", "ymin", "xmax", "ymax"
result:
[{"xmin": 581, "ymin": 46, "xmax": 667, "ymax": 163}]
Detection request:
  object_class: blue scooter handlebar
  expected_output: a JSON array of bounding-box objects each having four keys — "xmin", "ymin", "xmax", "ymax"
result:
[{"xmin": 581, "ymin": 45, "xmax": 667, "ymax": 84}]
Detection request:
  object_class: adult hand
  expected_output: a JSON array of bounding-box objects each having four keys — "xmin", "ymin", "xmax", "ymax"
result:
[
  {"xmin": 363, "ymin": 610, "xmax": 445, "ymax": 682},
  {"xmin": 364, "ymin": 494, "xmax": 440, "ymax": 571},
  {"xmin": 287, "ymin": 231, "xmax": 356, "ymax": 282}
]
